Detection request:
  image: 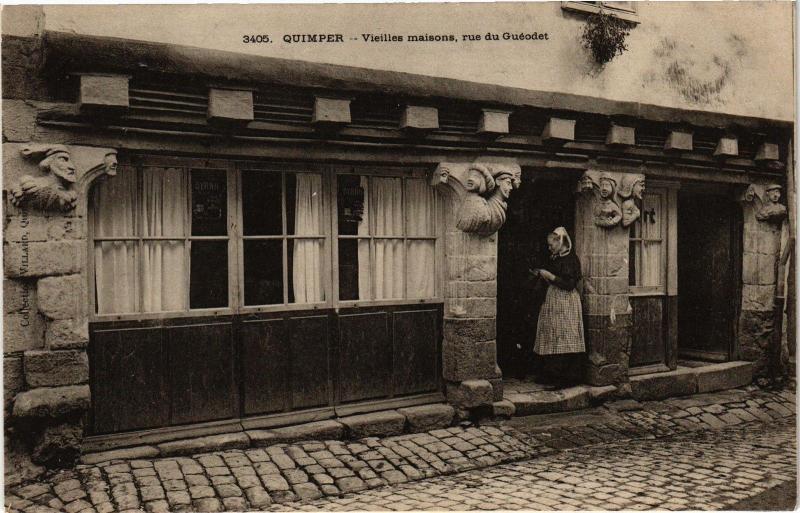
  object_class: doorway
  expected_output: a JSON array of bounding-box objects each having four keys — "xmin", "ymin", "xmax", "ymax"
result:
[
  {"xmin": 677, "ymin": 187, "xmax": 742, "ymax": 361},
  {"xmin": 497, "ymin": 172, "xmax": 577, "ymax": 379}
]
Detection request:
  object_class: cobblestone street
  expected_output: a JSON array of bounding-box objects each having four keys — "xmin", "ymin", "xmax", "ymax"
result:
[
  {"xmin": 5, "ymin": 385, "xmax": 796, "ymax": 512},
  {"xmin": 284, "ymin": 419, "xmax": 796, "ymax": 511}
]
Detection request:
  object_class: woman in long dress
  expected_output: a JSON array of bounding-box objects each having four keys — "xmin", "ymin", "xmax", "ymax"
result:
[{"xmin": 530, "ymin": 227, "xmax": 585, "ymax": 386}]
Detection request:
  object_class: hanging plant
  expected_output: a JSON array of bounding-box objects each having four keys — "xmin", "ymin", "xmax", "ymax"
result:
[{"xmin": 580, "ymin": 9, "xmax": 631, "ymax": 65}]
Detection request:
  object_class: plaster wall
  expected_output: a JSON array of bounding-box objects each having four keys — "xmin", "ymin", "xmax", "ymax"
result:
[{"xmin": 39, "ymin": 2, "xmax": 794, "ymax": 122}]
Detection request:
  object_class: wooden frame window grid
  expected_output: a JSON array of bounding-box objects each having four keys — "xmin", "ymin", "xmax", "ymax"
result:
[
  {"xmin": 333, "ymin": 169, "xmax": 441, "ymax": 305},
  {"xmin": 561, "ymin": 1, "xmax": 639, "ymax": 23},
  {"xmin": 629, "ymin": 186, "xmax": 667, "ymax": 294},
  {"xmin": 89, "ymin": 160, "xmax": 443, "ymax": 321}
]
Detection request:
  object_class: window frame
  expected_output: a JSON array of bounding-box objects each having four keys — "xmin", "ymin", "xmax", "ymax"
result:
[
  {"xmin": 88, "ymin": 158, "xmax": 443, "ymax": 322},
  {"xmin": 629, "ymin": 185, "xmax": 668, "ymax": 296},
  {"xmin": 331, "ymin": 166, "xmax": 444, "ymax": 308},
  {"xmin": 561, "ymin": 1, "xmax": 640, "ymax": 24}
]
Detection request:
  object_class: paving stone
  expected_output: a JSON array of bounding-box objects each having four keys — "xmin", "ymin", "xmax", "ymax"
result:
[
  {"xmin": 262, "ymin": 474, "xmax": 291, "ymax": 492},
  {"xmin": 293, "ymin": 482, "xmax": 323, "ymax": 500},
  {"xmin": 336, "ymin": 476, "xmax": 367, "ymax": 493},
  {"xmin": 166, "ymin": 491, "xmax": 192, "ymax": 506},
  {"xmin": 283, "ymin": 468, "xmax": 310, "ymax": 484},
  {"xmin": 340, "ymin": 411, "xmax": 407, "ymax": 438},
  {"xmin": 192, "ymin": 498, "xmax": 223, "ymax": 512},
  {"xmin": 188, "ymin": 485, "xmax": 215, "ymax": 499},
  {"xmin": 210, "ymin": 475, "xmax": 235, "ymax": 485},
  {"xmin": 245, "ymin": 487, "xmax": 273, "ymax": 508},
  {"xmin": 214, "ymin": 483, "xmax": 243, "ymax": 498}
]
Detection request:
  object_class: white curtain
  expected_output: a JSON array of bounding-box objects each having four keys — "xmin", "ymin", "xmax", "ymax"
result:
[
  {"xmin": 292, "ymin": 173, "xmax": 324, "ymax": 303},
  {"xmin": 93, "ymin": 166, "xmax": 138, "ymax": 314},
  {"xmin": 141, "ymin": 168, "xmax": 187, "ymax": 312},
  {"xmin": 371, "ymin": 177, "xmax": 405, "ymax": 299},
  {"xmin": 357, "ymin": 176, "xmax": 372, "ymax": 300},
  {"xmin": 406, "ymin": 179, "xmax": 436, "ymax": 298},
  {"xmin": 641, "ymin": 193, "xmax": 662, "ymax": 287}
]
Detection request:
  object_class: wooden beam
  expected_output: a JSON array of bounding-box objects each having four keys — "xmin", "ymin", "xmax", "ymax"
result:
[
  {"xmin": 664, "ymin": 130, "xmax": 693, "ymax": 151},
  {"xmin": 312, "ymin": 97, "xmax": 351, "ymax": 126},
  {"xmin": 207, "ymin": 88, "xmax": 254, "ymax": 124},
  {"xmin": 714, "ymin": 136, "xmax": 739, "ymax": 158},
  {"xmin": 401, "ymin": 105, "xmax": 438, "ymax": 131},
  {"xmin": 541, "ymin": 117, "xmax": 575, "ymax": 143},
  {"xmin": 478, "ymin": 109, "xmax": 511, "ymax": 136},
  {"xmin": 78, "ymin": 74, "xmax": 129, "ymax": 113},
  {"xmin": 605, "ymin": 124, "xmax": 635, "ymax": 147},
  {"xmin": 755, "ymin": 142, "xmax": 780, "ymax": 162}
]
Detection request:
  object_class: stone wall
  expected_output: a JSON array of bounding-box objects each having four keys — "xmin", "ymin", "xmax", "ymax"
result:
[
  {"xmin": 4, "ymin": 84, "xmax": 115, "ymax": 482},
  {"xmin": 573, "ymin": 171, "xmax": 642, "ymax": 387},
  {"xmin": 739, "ymin": 185, "xmax": 786, "ymax": 376}
]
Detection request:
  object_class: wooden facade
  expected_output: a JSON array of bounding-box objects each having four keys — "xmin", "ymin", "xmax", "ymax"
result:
[{"xmin": 2, "ymin": 30, "xmax": 792, "ymax": 451}]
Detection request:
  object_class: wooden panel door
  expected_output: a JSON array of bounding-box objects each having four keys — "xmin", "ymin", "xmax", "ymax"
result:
[
  {"xmin": 90, "ymin": 326, "xmax": 169, "ymax": 434},
  {"xmin": 678, "ymin": 193, "xmax": 741, "ymax": 360},
  {"xmin": 241, "ymin": 318, "xmax": 288, "ymax": 415},
  {"xmin": 337, "ymin": 310, "xmax": 391, "ymax": 403},
  {"xmin": 629, "ymin": 296, "xmax": 666, "ymax": 367},
  {"xmin": 167, "ymin": 321, "xmax": 237, "ymax": 424},
  {"xmin": 392, "ymin": 309, "xmax": 439, "ymax": 396},
  {"xmin": 288, "ymin": 314, "xmax": 332, "ymax": 409}
]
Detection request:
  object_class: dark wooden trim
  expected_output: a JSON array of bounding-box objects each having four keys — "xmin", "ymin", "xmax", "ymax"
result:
[
  {"xmin": 42, "ymin": 30, "xmax": 792, "ymax": 131},
  {"xmin": 665, "ymin": 295, "xmax": 679, "ymax": 370}
]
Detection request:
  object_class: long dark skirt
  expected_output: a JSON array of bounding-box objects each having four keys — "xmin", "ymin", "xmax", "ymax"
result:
[{"xmin": 533, "ymin": 353, "xmax": 585, "ymax": 387}]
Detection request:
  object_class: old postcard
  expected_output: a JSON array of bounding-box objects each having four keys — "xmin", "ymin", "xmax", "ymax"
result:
[{"xmin": 2, "ymin": 3, "xmax": 796, "ymax": 511}]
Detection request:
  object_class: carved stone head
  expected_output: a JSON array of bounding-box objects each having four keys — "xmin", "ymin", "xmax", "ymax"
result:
[
  {"xmin": 494, "ymin": 172, "xmax": 514, "ymax": 200},
  {"xmin": 598, "ymin": 173, "xmax": 617, "ymax": 199},
  {"xmin": 766, "ymin": 184, "xmax": 782, "ymax": 203},
  {"xmin": 43, "ymin": 149, "xmax": 77, "ymax": 184},
  {"xmin": 464, "ymin": 164, "xmax": 494, "ymax": 195},
  {"xmin": 103, "ymin": 151, "xmax": 119, "ymax": 176}
]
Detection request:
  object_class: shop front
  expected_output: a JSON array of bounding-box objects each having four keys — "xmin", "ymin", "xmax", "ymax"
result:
[{"xmin": 3, "ymin": 29, "xmax": 792, "ymax": 471}]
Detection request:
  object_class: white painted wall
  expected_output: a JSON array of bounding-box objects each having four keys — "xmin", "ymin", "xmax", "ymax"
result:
[{"xmin": 41, "ymin": 3, "xmax": 795, "ymax": 122}]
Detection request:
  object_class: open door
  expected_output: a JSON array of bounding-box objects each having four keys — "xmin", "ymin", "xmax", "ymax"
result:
[
  {"xmin": 678, "ymin": 188, "xmax": 742, "ymax": 361},
  {"xmin": 497, "ymin": 173, "xmax": 576, "ymax": 379}
]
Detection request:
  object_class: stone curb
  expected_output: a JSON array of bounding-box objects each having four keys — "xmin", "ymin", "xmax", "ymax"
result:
[
  {"xmin": 80, "ymin": 404, "xmax": 457, "ymax": 465},
  {"xmin": 6, "ymin": 386, "xmax": 794, "ymax": 513}
]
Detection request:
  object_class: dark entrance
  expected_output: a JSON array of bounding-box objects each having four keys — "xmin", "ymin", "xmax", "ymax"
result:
[
  {"xmin": 677, "ymin": 188, "xmax": 742, "ymax": 361},
  {"xmin": 497, "ymin": 172, "xmax": 576, "ymax": 379}
]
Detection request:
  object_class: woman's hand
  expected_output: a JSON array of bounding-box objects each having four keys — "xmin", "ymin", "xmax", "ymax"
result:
[
  {"xmin": 539, "ymin": 270, "xmax": 556, "ymax": 282},
  {"xmin": 529, "ymin": 268, "xmax": 541, "ymax": 278}
]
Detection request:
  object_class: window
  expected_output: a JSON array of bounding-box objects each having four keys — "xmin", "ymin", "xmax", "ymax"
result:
[
  {"xmin": 336, "ymin": 174, "xmax": 437, "ymax": 301},
  {"xmin": 561, "ymin": 2, "xmax": 639, "ymax": 23},
  {"xmin": 89, "ymin": 162, "xmax": 440, "ymax": 317},
  {"xmin": 629, "ymin": 188, "xmax": 665, "ymax": 291}
]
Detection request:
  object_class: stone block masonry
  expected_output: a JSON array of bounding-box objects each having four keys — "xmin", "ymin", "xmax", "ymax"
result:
[{"xmin": 738, "ymin": 197, "xmax": 784, "ymax": 376}]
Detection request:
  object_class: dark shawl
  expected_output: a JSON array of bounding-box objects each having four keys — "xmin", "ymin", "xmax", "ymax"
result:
[{"xmin": 542, "ymin": 252, "xmax": 582, "ymax": 291}]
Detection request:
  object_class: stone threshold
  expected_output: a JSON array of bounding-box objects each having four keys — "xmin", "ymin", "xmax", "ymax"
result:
[
  {"xmin": 80, "ymin": 404, "xmax": 457, "ymax": 465},
  {"xmin": 501, "ymin": 360, "xmax": 754, "ymax": 418}
]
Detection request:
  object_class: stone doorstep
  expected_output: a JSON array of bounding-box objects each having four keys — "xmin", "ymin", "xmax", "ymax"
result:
[
  {"xmin": 505, "ymin": 361, "xmax": 754, "ymax": 419},
  {"xmin": 80, "ymin": 404, "xmax": 456, "ymax": 465},
  {"xmin": 630, "ymin": 361, "xmax": 754, "ymax": 402}
]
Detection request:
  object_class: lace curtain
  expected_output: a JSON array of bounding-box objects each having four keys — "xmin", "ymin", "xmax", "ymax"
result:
[{"xmin": 292, "ymin": 173, "xmax": 324, "ymax": 303}]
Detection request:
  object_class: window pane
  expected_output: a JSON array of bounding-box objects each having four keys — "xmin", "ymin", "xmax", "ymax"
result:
[
  {"xmin": 243, "ymin": 240, "xmax": 283, "ymax": 305},
  {"xmin": 642, "ymin": 241, "xmax": 662, "ymax": 287},
  {"xmin": 289, "ymin": 238, "xmax": 325, "ymax": 303},
  {"xmin": 338, "ymin": 175, "xmax": 368, "ymax": 236},
  {"xmin": 371, "ymin": 177, "xmax": 403, "ymax": 236},
  {"xmin": 629, "ymin": 239, "xmax": 639, "ymax": 287},
  {"xmin": 407, "ymin": 240, "xmax": 435, "ymax": 298},
  {"xmin": 338, "ymin": 238, "xmax": 370, "ymax": 300},
  {"xmin": 143, "ymin": 168, "xmax": 187, "ymax": 237},
  {"xmin": 190, "ymin": 240, "xmax": 228, "ymax": 308},
  {"xmin": 191, "ymin": 169, "xmax": 227, "ymax": 236},
  {"xmin": 374, "ymin": 239, "xmax": 404, "ymax": 299},
  {"xmin": 288, "ymin": 173, "xmax": 324, "ymax": 236},
  {"xmin": 406, "ymin": 179, "xmax": 435, "ymax": 236},
  {"xmin": 242, "ymin": 170, "xmax": 282, "ymax": 236},
  {"xmin": 143, "ymin": 241, "xmax": 187, "ymax": 312},
  {"xmin": 95, "ymin": 241, "xmax": 138, "ymax": 314},
  {"xmin": 91, "ymin": 165, "xmax": 138, "ymax": 238},
  {"xmin": 642, "ymin": 192, "xmax": 662, "ymax": 240}
]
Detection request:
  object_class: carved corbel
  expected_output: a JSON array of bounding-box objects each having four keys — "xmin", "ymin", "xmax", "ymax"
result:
[
  {"xmin": 741, "ymin": 183, "xmax": 787, "ymax": 225},
  {"xmin": 618, "ymin": 174, "xmax": 646, "ymax": 227},
  {"xmin": 430, "ymin": 161, "xmax": 521, "ymax": 236},
  {"xmin": 10, "ymin": 145, "xmax": 119, "ymax": 213},
  {"xmin": 577, "ymin": 170, "xmax": 623, "ymax": 228}
]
